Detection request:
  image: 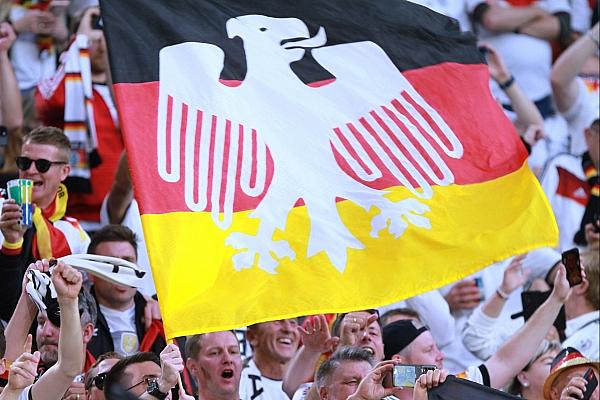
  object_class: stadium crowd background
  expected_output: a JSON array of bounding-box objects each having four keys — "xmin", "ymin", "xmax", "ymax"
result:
[{"xmin": 0, "ymin": 0, "xmax": 598, "ymax": 399}]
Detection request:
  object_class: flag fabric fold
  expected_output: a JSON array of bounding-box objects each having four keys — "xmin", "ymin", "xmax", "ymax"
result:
[{"xmin": 100, "ymin": 0, "xmax": 558, "ymax": 338}]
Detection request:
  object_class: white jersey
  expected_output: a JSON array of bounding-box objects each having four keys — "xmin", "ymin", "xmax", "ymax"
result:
[{"xmin": 240, "ymin": 359, "xmax": 289, "ymax": 400}]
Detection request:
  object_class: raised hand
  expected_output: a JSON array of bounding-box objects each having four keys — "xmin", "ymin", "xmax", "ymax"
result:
[
  {"xmin": 444, "ymin": 280, "xmax": 482, "ymax": 311},
  {"xmin": 299, "ymin": 314, "xmax": 338, "ymax": 354},
  {"xmin": 349, "ymin": 361, "xmax": 403, "ymax": 400},
  {"xmin": 51, "ymin": 262, "xmax": 83, "ymax": 302},
  {"xmin": 0, "ymin": 199, "xmax": 27, "ymax": 244},
  {"xmin": 500, "ymin": 254, "xmax": 530, "ymax": 295},
  {"xmin": 0, "ymin": 22, "xmax": 16, "ymax": 53},
  {"xmin": 339, "ymin": 312, "xmax": 378, "ymax": 347},
  {"xmin": 413, "ymin": 369, "xmax": 448, "ymax": 400},
  {"xmin": 7, "ymin": 334, "xmax": 40, "ymax": 391},
  {"xmin": 143, "ymin": 295, "xmax": 162, "ymax": 330},
  {"xmin": 157, "ymin": 344, "xmax": 185, "ymax": 394}
]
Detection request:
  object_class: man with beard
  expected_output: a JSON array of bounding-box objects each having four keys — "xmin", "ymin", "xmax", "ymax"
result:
[
  {"xmin": 35, "ymin": 6, "xmax": 124, "ymax": 230},
  {"xmin": 241, "ymin": 319, "xmax": 301, "ymax": 400},
  {"xmin": 185, "ymin": 331, "xmax": 243, "ymax": 400},
  {"xmin": 2, "ymin": 259, "xmax": 97, "ymax": 400}
]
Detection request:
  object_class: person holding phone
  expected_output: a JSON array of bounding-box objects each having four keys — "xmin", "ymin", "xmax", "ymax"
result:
[
  {"xmin": 383, "ymin": 265, "xmax": 572, "ymax": 399},
  {"xmin": 543, "ymin": 347, "xmax": 599, "ymax": 400},
  {"xmin": 561, "ymin": 249, "xmax": 599, "ymax": 361}
]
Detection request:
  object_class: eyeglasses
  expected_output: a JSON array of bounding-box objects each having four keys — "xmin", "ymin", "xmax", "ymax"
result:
[
  {"xmin": 90, "ymin": 372, "xmax": 107, "ymax": 391},
  {"xmin": 15, "ymin": 156, "xmax": 68, "ymax": 173},
  {"xmin": 126, "ymin": 376, "xmax": 159, "ymax": 391}
]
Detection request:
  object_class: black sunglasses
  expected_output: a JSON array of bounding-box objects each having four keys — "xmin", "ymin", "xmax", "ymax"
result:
[
  {"xmin": 90, "ymin": 372, "xmax": 108, "ymax": 391},
  {"xmin": 15, "ymin": 156, "xmax": 68, "ymax": 173},
  {"xmin": 126, "ymin": 376, "xmax": 159, "ymax": 391}
]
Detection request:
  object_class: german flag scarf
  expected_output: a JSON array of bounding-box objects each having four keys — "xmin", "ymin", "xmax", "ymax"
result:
[{"xmin": 32, "ymin": 184, "xmax": 72, "ymax": 259}]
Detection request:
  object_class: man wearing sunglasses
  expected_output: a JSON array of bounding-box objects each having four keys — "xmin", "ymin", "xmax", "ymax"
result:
[
  {"xmin": 0, "ymin": 126, "xmax": 90, "ymax": 323},
  {"xmin": 84, "ymin": 352, "xmax": 124, "ymax": 400}
]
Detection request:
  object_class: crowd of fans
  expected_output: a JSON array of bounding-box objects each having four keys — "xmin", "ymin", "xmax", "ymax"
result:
[{"xmin": 0, "ymin": 0, "xmax": 598, "ymax": 399}]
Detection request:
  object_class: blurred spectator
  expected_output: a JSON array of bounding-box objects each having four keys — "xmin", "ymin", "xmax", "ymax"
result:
[
  {"xmin": 467, "ymin": 0, "xmax": 571, "ymax": 173},
  {"xmin": 542, "ymin": 347, "xmax": 599, "ymax": 399},
  {"xmin": 35, "ymin": 6, "xmax": 124, "ymax": 230},
  {"xmin": 0, "ymin": 126, "xmax": 89, "ymax": 323},
  {"xmin": 380, "ymin": 308, "xmax": 420, "ymax": 327},
  {"xmin": 507, "ymin": 339, "xmax": 562, "ymax": 400},
  {"xmin": 562, "ymin": 249, "xmax": 599, "ymax": 359},
  {"xmin": 314, "ymin": 347, "xmax": 376, "ymax": 400},
  {"xmin": 185, "ymin": 331, "xmax": 242, "ymax": 400},
  {"xmin": 104, "ymin": 344, "xmax": 186, "ymax": 400},
  {"xmin": 462, "ymin": 255, "xmax": 530, "ymax": 360},
  {"xmin": 544, "ymin": 22, "xmax": 599, "ymax": 250},
  {"xmin": 99, "ymin": 152, "xmax": 155, "ymax": 296},
  {"xmin": 383, "ymin": 265, "xmax": 571, "ymax": 399},
  {"xmin": 0, "ymin": 21, "xmax": 24, "ymax": 172},
  {"xmin": 440, "ymin": 248, "xmax": 561, "ymax": 372},
  {"xmin": 86, "ymin": 224, "xmax": 165, "ymax": 359},
  {"xmin": 9, "ymin": 0, "xmax": 68, "ymax": 129},
  {"xmin": 84, "ymin": 352, "xmax": 124, "ymax": 400},
  {"xmin": 241, "ymin": 319, "xmax": 300, "ymax": 400},
  {"xmin": 3, "ymin": 261, "xmax": 88, "ymax": 400}
]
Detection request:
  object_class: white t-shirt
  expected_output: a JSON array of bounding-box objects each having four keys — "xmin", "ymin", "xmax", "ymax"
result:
[
  {"xmin": 564, "ymin": 311, "xmax": 600, "ymax": 361},
  {"xmin": 563, "ymin": 77, "xmax": 600, "ymax": 155},
  {"xmin": 99, "ymin": 303, "xmax": 139, "ymax": 356},
  {"xmin": 9, "ymin": 7, "xmax": 57, "ymax": 91},
  {"xmin": 467, "ymin": 0, "xmax": 570, "ymax": 104},
  {"xmin": 540, "ymin": 153, "xmax": 587, "ymax": 251},
  {"xmin": 240, "ymin": 359, "xmax": 289, "ymax": 400}
]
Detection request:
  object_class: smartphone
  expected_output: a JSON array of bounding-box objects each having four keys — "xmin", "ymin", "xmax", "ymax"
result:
[
  {"xmin": 393, "ymin": 364, "xmax": 436, "ymax": 387},
  {"xmin": 562, "ymin": 248, "xmax": 582, "ymax": 287},
  {"xmin": 582, "ymin": 367, "xmax": 598, "ymax": 400},
  {"xmin": 91, "ymin": 14, "xmax": 103, "ymax": 30}
]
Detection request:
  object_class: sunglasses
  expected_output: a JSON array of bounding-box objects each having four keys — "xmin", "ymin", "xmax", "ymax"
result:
[
  {"xmin": 15, "ymin": 156, "xmax": 68, "ymax": 173},
  {"xmin": 126, "ymin": 376, "xmax": 159, "ymax": 391},
  {"xmin": 89, "ymin": 372, "xmax": 108, "ymax": 391}
]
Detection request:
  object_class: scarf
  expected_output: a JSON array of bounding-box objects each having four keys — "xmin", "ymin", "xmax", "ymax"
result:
[
  {"xmin": 63, "ymin": 35, "xmax": 100, "ymax": 193},
  {"xmin": 31, "ymin": 184, "xmax": 72, "ymax": 259},
  {"xmin": 574, "ymin": 152, "xmax": 600, "ymax": 246}
]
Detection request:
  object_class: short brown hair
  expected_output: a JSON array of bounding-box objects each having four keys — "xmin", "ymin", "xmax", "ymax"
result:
[
  {"xmin": 582, "ymin": 248, "xmax": 599, "ymax": 308},
  {"xmin": 23, "ymin": 126, "xmax": 71, "ymax": 160},
  {"xmin": 88, "ymin": 225, "xmax": 138, "ymax": 259},
  {"xmin": 185, "ymin": 331, "xmax": 238, "ymax": 361}
]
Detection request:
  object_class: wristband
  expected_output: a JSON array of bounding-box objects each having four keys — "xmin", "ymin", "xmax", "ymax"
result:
[
  {"xmin": 588, "ymin": 29, "xmax": 600, "ymax": 47},
  {"xmin": 496, "ymin": 288, "xmax": 509, "ymax": 300},
  {"xmin": 498, "ymin": 75, "xmax": 515, "ymax": 91}
]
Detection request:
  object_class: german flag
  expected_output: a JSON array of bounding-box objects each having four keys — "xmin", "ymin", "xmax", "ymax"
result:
[{"xmin": 100, "ymin": 0, "xmax": 557, "ymax": 338}]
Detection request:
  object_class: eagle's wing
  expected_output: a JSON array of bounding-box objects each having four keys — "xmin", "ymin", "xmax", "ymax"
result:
[
  {"xmin": 157, "ymin": 42, "xmax": 268, "ymax": 228},
  {"xmin": 312, "ymin": 42, "xmax": 463, "ymax": 199}
]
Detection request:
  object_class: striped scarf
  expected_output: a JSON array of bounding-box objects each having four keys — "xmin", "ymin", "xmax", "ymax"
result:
[
  {"xmin": 32, "ymin": 184, "xmax": 71, "ymax": 259},
  {"xmin": 63, "ymin": 35, "xmax": 100, "ymax": 193},
  {"xmin": 574, "ymin": 152, "xmax": 599, "ymax": 246}
]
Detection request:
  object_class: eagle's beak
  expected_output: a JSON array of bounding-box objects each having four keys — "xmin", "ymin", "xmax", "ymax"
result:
[{"xmin": 226, "ymin": 18, "xmax": 242, "ymax": 39}]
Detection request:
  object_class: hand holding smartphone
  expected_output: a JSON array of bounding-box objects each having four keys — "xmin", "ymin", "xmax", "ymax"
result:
[
  {"xmin": 562, "ymin": 248, "xmax": 583, "ymax": 287},
  {"xmin": 393, "ymin": 364, "xmax": 436, "ymax": 387},
  {"xmin": 582, "ymin": 367, "xmax": 598, "ymax": 400}
]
